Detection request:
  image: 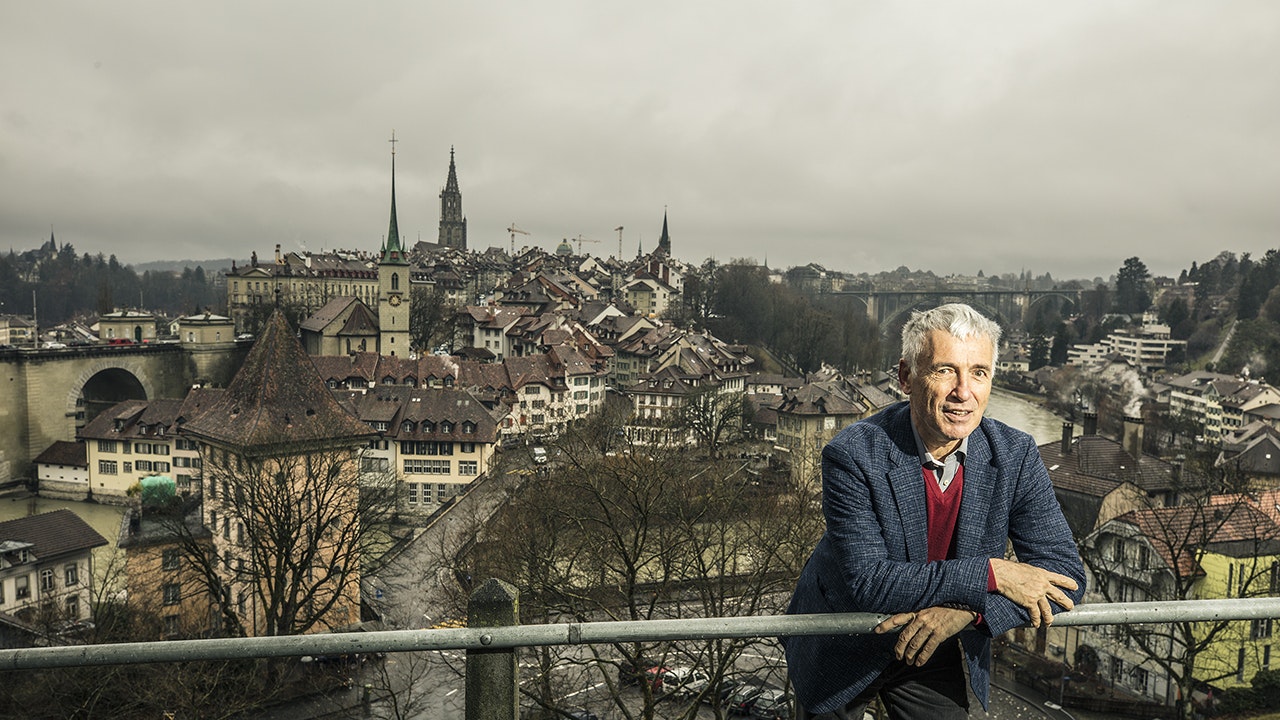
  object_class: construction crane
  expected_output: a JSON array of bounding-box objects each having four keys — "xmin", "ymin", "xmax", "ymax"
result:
[
  {"xmin": 615, "ymin": 226, "xmax": 624, "ymax": 258},
  {"xmin": 507, "ymin": 223, "xmax": 530, "ymax": 254},
  {"xmin": 574, "ymin": 234, "xmax": 601, "ymax": 254}
]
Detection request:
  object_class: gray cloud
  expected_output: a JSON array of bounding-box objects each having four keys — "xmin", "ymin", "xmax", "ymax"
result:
[{"xmin": 2, "ymin": 1, "xmax": 1277, "ymax": 280}]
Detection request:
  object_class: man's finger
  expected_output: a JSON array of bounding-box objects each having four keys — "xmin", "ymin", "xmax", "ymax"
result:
[{"xmin": 875, "ymin": 612, "xmax": 915, "ymax": 634}]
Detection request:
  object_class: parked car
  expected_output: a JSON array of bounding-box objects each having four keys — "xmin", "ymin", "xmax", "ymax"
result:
[
  {"xmin": 617, "ymin": 656, "xmax": 662, "ymax": 687},
  {"xmin": 661, "ymin": 666, "xmax": 710, "ymax": 697},
  {"xmin": 532, "ymin": 446, "xmax": 548, "ymax": 464},
  {"xmin": 747, "ymin": 688, "xmax": 791, "ymax": 719},
  {"xmin": 723, "ymin": 678, "xmax": 776, "ymax": 715}
]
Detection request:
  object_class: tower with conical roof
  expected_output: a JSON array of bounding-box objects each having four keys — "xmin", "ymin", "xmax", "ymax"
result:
[
  {"xmin": 657, "ymin": 210, "xmax": 671, "ymax": 256},
  {"xmin": 380, "ymin": 132, "xmax": 411, "ymax": 355},
  {"xmin": 180, "ymin": 310, "xmax": 376, "ymax": 636},
  {"xmin": 438, "ymin": 147, "xmax": 467, "ymax": 250}
]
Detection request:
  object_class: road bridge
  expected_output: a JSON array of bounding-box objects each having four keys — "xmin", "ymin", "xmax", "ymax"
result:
[
  {"xmin": 0, "ymin": 342, "xmax": 248, "ymax": 482},
  {"xmin": 830, "ymin": 288, "xmax": 1081, "ymax": 334}
]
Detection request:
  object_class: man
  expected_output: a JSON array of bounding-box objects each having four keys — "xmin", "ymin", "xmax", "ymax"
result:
[{"xmin": 785, "ymin": 303, "xmax": 1086, "ymax": 718}]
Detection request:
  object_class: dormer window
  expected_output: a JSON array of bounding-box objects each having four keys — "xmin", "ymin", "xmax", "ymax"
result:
[
  {"xmin": 462, "ymin": 422, "xmax": 476, "ymax": 434},
  {"xmin": 441, "ymin": 421, "xmax": 454, "ymax": 434},
  {"xmin": 423, "ymin": 421, "xmax": 436, "ymax": 433},
  {"xmin": 382, "ymin": 376, "xmax": 396, "ymax": 385},
  {"xmin": 402, "ymin": 420, "xmax": 415, "ymax": 433}
]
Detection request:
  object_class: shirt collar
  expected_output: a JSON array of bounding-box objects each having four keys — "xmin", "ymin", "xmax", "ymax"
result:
[{"xmin": 909, "ymin": 421, "xmax": 968, "ymax": 469}]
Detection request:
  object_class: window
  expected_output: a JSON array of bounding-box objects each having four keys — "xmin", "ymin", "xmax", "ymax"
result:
[
  {"xmin": 97, "ymin": 440, "xmax": 117, "ymax": 453},
  {"xmin": 460, "ymin": 442, "xmax": 476, "ymax": 453},
  {"xmin": 531, "ymin": 400, "xmax": 546, "ymax": 409},
  {"xmin": 154, "ymin": 444, "xmax": 170, "ymax": 456},
  {"xmin": 123, "ymin": 462, "xmax": 133, "ymax": 474},
  {"xmin": 408, "ymin": 483, "xmax": 419, "ymax": 505},
  {"xmin": 64, "ymin": 563, "xmax": 78, "ymax": 586},
  {"xmin": 404, "ymin": 459, "xmax": 451, "ymax": 475},
  {"xmin": 1254, "ymin": 618, "xmax": 1274, "ymax": 640},
  {"xmin": 98, "ymin": 460, "xmax": 118, "ymax": 475},
  {"xmin": 437, "ymin": 483, "xmax": 447, "ymax": 502},
  {"xmin": 15, "ymin": 575, "xmax": 30, "ymax": 599},
  {"xmin": 165, "ymin": 615, "xmax": 180, "ymax": 636},
  {"xmin": 361, "ymin": 457, "xmax": 390, "ymax": 473},
  {"xmin": 462, "ymin": 422, "xmax": 475, "ymax": 434},
  {"xmin": 163, "ymin": 583, "xmax": 181, "ymax": 606},
  {"xmin": 459, "ymin": 461, "xmax": 478, "ymax": 476},
  {"xmin": 136, "ymin": 460, "xmax": 152, "ymax": 472},
  {"xmin": 135, "ymin": 442, "xmax": 151, "ymax": 454},
  {"xmin": 153, "ymin": 462, "xmax": 170, "ymax": 473},
  {"xmin": 163, "ymin": 549, "xmax": 181, "ymax": 570},
  {"xmin": 40, "ymin": 569, "xmax": 55, "ymax": 591},
  {"xmin": 65, "ymin": 595, "xmax": 78, "ymax": 618},
  {"xmin": 531, "ymin": 414, "xmax": 545, "ymax": 425},
  {"xmin": 574, "ymin": 376, "xmax": 589, "ymax": 386}
]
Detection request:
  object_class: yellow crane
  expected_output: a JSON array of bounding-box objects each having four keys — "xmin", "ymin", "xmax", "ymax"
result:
[
  {"xmin": 574, "ymin": 234, "xmax": 601, "ymax": 254},
  {"xmin": 507, "ymin": 223, "xmax": 530, "ymax": 254}
]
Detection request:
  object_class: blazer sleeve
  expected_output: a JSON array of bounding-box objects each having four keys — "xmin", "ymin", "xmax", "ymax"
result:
[
  {"xmin": 819, "ymin": 432, "xmax": 994, "ymax": 613},
  {"xmin": 975, "ymin": 437, "xmax": 1087, "ymax": 634}
]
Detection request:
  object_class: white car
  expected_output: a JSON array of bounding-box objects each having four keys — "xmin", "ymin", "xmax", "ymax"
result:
[
  {"xmin": 662, "ymin": 666, "xmax": 710, "ymax": 696},
  {"xmin": 532, "ymin": 447, "xmax": 548, "ymax": 465}
]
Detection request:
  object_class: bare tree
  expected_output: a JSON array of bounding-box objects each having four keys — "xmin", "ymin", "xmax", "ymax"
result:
[
  {"xmin": 463, "ymin": 428, "xmax": 818, "ymax": 720},
  {"xmin": 673, "ymin": 386, "xmax": 752, "ymax": 459},
  {"xmin": 1079, "ymin": 464, "xmax": 1280, "ymax": 719}
]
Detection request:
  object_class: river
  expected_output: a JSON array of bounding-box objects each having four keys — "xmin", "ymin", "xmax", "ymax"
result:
[{"xmin": 987, "ymin": 388, "xmax": 1069, "ymax": 445}]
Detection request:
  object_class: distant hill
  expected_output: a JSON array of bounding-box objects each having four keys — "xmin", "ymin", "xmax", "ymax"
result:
[{"xmin": 131, "ymin": 258, "xmax": 240, "ymax": 274}]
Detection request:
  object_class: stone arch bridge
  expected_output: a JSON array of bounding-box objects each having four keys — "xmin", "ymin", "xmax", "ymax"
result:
[
  {"xmin": 0, "ymin": 343, "xmax": 248, "ymax": 482},
  {"xmin": 830, "ymin": 288, "xmax": 1082, "ymax": 335}
]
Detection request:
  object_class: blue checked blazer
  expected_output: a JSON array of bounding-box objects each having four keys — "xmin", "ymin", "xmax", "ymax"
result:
[{"xmin": 784, "ymin": 402, "xmax": 1085, "ymax": 714}]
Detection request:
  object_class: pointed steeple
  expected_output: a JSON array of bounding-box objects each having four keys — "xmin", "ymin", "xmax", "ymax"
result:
[
  {"xmin": 438, "ymin": 146, "xmax": 467, "ymax": 250},
  {"xmin": 381, "ymin": 132, "xmax": 408, "ymax": 266},
  {"xmin": 657, "ymin": 210, "xmax": 671, "ymax": 255},
  {"xmin": 444, "ymin": 146, "xmax": 460, "ymax": 194}
]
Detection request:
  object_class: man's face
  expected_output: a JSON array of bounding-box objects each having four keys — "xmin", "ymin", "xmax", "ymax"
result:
[{"xmin": 897, "ymin": 329, "xmax": 994, "ymax": 458}]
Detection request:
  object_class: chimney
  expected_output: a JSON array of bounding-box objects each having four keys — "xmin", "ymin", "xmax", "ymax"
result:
[
  {"xmin": 1123, "ymin": 416, "xmax": 1144, "ymax": 461},
  {"xmin": 275, "ymin": 243, "xmax": 282, "ymax": 264},
  {"xmin": 1083, "ymin": 411, "xmax": 1098, "ymax": 436},
  {"xmin": 1061, "ymin": 422, "xmax": 1074, "ymax": 455}
]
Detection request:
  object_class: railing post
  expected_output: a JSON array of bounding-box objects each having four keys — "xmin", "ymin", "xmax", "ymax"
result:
[{"xmin": 466, "ymin": 578, "xmax": 520, "ymax": 720}]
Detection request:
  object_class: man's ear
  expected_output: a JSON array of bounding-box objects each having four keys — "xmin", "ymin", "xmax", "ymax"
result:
[{"xmin": 897, "ymin": 359, "xmax": 911, "ymax": 393}]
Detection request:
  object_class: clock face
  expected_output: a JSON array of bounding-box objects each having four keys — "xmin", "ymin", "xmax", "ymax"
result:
[{"xmin": 389, "ymin": 294, "xmax": 401, "ymax": 306}]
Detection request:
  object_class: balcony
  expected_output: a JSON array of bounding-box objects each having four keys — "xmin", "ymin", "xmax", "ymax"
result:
[{"xmin": 3, "ymin": 580, "xmax": 1279, "ymax": 719}]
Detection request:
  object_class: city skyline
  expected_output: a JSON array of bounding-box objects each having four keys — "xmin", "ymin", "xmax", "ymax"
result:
[{"xmin": 3, "ymin": 2, "xmax": 1278, "ymax": 280}]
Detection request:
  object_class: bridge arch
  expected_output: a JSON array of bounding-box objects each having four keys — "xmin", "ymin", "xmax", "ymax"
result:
[
  {"xmin": 878, "ymin": 298, "xmax": 1013, "ymax": 366},
  {"xmin": 68, "ymin": 359, "xmax": 155, "ymax": 429}
]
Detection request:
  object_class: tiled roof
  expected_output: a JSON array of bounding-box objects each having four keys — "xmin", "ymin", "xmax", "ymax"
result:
[
  {"xmin": 1114, "ymin": 503, "xmax": 1280, "ymax": 577},
  {"xmin": 181, "ymin": 311, "xmax": 375, "ymax": 449},
  {"xmin": 0, "ymin": 509, "xmax": 107, "ymax": 559},
  {"xmin": 33, "ymin": 440, "xmax": 87, "ymax": 468}
]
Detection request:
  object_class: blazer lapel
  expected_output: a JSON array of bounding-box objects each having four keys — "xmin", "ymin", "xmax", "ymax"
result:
[
  {"xmin": 887, "ymin": 412, "xmax": 929, "ymax": 563},
  {"xmin": 955, "ymin": 424, "xmax": 995, "ymax": 559}
]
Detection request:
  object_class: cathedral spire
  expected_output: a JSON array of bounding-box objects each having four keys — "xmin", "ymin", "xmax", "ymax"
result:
[
  {"xmin": 657, "ymin": 209, "xmax": 671, "ymax": 255},
  {"xmin": 381, "ymin": 131, "xmax": 407, "ymax": 265},
  {"xmin": 438, "ymin": 146, "xmax": 467, "ymax": 249}
]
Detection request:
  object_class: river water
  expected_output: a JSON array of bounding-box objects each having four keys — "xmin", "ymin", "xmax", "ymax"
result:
[{"xmin": 986, "ymin": 388, "xmax": 1069, "ymax": 445}]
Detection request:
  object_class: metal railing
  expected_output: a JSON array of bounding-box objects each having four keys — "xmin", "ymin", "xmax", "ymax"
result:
[{"xmin": 3, "ymin": 580, "xmax": 1280, "ymax": 719}]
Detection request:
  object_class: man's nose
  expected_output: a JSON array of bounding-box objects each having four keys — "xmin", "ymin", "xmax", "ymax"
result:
[{"xmin": 950, "ymin": 373, "xmax": 974, "ymax": 400}]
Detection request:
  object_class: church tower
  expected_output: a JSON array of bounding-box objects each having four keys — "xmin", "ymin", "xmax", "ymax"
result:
[
  {"xmin": 438, "ymin": 147, "xmax": 467, "ymax": 250},
  {"xmin": 657, "ymin": 210, "xmax": 671, "ymax": 256},
  {"xmin": 379, "ymin": 133, "xmax": 411, "ymax": 355}
]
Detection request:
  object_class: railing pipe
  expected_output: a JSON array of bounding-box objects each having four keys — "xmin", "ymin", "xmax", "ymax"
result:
[{"xmin": 1, "ymin": 598, "xmax": 1278, "ymax": 672}]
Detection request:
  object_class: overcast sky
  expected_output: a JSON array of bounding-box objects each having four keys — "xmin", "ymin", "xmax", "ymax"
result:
[{"xmin": 3, "ymin": 2, "xmax": 1277, "ymax": 281}]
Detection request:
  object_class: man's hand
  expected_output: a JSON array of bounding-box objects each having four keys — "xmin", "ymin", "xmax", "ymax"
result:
[
  {"xmin": 990, "ymin": 558, "xmax": 1079, "ymax": 627},
  {"xmin": 874, "ymin": 606, "xmax": 976, "ymax": 666}
]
